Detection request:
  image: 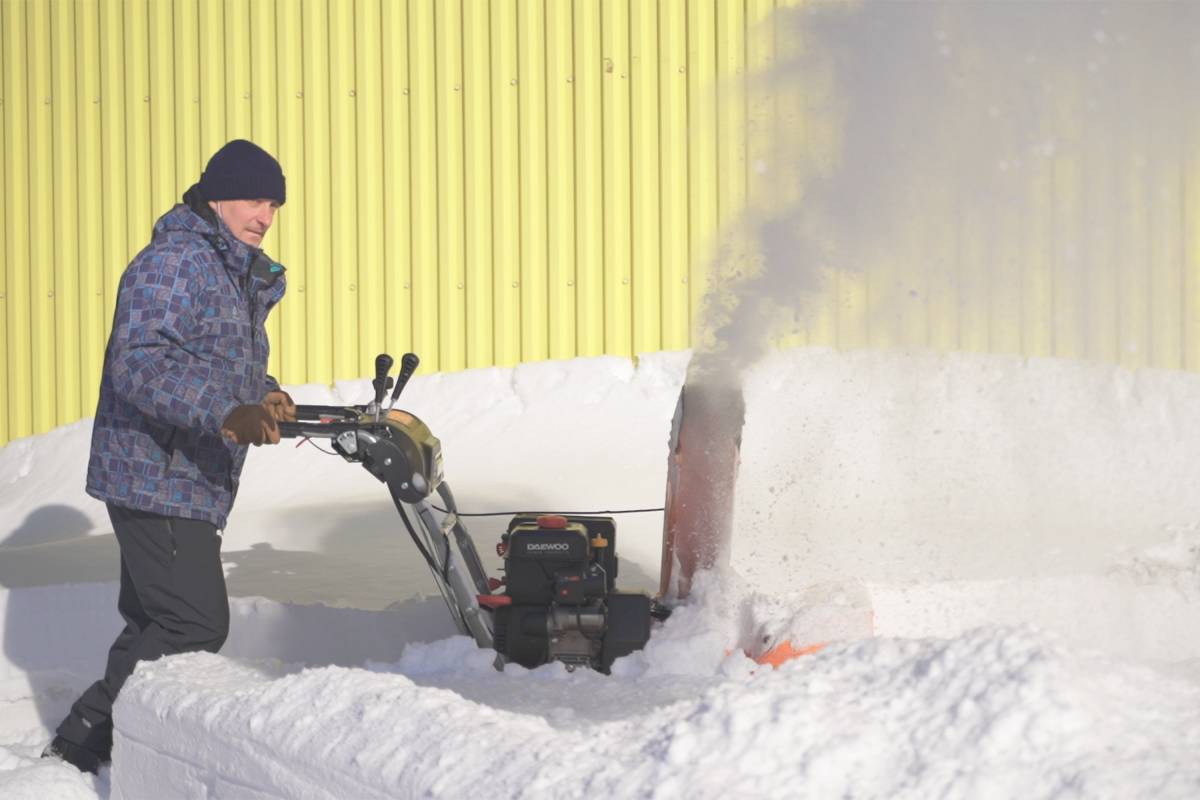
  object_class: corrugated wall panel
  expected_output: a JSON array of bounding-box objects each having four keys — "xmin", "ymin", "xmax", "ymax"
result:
[
  {"xmin": 124, "ymin": 5, "xmax": 150, "ymax": 261},
  {"xmin": 1023, "ymin": 155, "xmax": 1054, "ymax": 358},
  {"xmin": 381, "ymin": 0, "xmax": 413, "ymax": 364},
  {"xmin": 408, "ymin": 0, "xmax": 440, "ymax": 371},
  {"xmin": 437, "ymin": 0, "xmax": 467, "ymax": 371},
  {"xmin": 988, "ymin": 179, "xmax": 1023, "ymax": 356},
  {"xmin": 924, "ymin": 185, "xmax": 958, "ymax": 354},
  {"xmin": 77, "ymin": 1, "xmax": 104, "ymax": 404},
  {"xmin": 463, "ymin": 0, "xmax": 493, "ymax": 368},
  {"xmin": 518, "ymin": 0, "xmax": 548, "ymax": 363},
  {"xmin": 1185, "ymin": 161, "xmax": 1200, "ymax": 371},
  {"xmin": 957, "ymin": 205, "xmax": 989, "ymax": 353},
  {"xmin": 148, "ymin": 0, "xmax": 176, "ymax": 216},
  {"xmin": 329, "ymin": 0, "xmax": 359, "ymax": 378},
  {"xmin": 658, "ymin": 0, "xmax": 688, "ymax": 351},
  {"xmin": 356, "ymin": 0, "xmax": 386, "ymax": 377},
  {"xmin": 601, "ymin": 0, "xmax": 632, "ymax": 357},
  {"xmin": 686, "ymin": 0, "xmax": 718, "ymax": 337},
  {"xmin": 28, "ymin": 0, "xmax": 54, "ymax": 434},
  {"xmin": 800, "ymin": 59, "xmax": 837, "ymax": 350},
  {"xmin": 172, "ymin": 0, "xmax": 200, "ymax": 195},
  {"xmin": 715, "ymin": 0, "xmax": 744, "ymax": 234},
  {"xmin": 52, "ymin": 0, "xmax": 81, "ymax": 424},
  {"xmin": 745, "ymin": 0, "xmax": 774, "ymax": 215},
  {"xmin": 1117, "ymin": 155, "xmax": 1149, "ymax": 370},
  {"xmin": 3, "ymin": 0, "xmax": 31, "ymax": 440},
  {"xmin": 302, "ymin": 0, "xmax": 333, "ymax": 380},
  {"xmin": 545, "ymin": 0, "xmax": 576, "ymax": 361},
  {"xmin": 3, "ymin": 1, "xmax": 1200, "ymax": 447},
  {"xmin": 490, "ymin": 0, "xmax": 520, "ymax": 366},
  {"xmin": 198, "ymin": 0, "xmax": 223, "ymax": 153},
  {"xmin": 0, "ymin": 0, "xmax": 8, "ymax": 444},
  {"xmin": 98, "ymin": 0, "xmax": 126, "ymax": 347},
  {"xmin": 1156, "ymin": 159, "xmax": 1187, "ymax": 371},
  {"xmin": 573, "ymin": 0, "xmax": 604, "ymax": 357},
  {"xmin": 249, "ymin": 0, "xmax": 282, "ymax": 379},
  {"xmin": 276, "ymin": 0, "xmax": 307, "ymax": 382},
  {"xmin": 630, "ymin": 0, "xmax": 660, "ymax": 356},
  {"xmin": 224, "ymin": 0, "xmax": 251, "ymax": 140}
]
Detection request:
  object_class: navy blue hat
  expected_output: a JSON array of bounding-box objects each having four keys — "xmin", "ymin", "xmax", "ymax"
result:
[{"xmin": 200, "ymin": 139, "xmax": 286, "ymax": 205}]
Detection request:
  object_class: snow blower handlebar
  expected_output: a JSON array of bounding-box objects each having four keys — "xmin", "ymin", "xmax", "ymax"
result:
[
  {"xmin": 277, "ymin": 392, "xmax": 495, "ymax": 651},
  {"xmin": 278, "ymin": 403, "xmax": 445, "ymax": 505}
]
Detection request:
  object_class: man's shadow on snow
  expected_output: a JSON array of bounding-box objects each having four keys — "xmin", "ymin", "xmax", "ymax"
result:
[
  {"xmin": 217, "ymin": 493, "xmax": 660, "ymax": 667},
  {"xmin": 0, "ymin": 505, "xmax": 121, "ymax": 733},
  {"xmin": 0, "ymin": 499, "xmax": 509, "ymax": 730},
  {"xmin": 2, "ymin": 497, "xmax": 661, "ymax": 732}
]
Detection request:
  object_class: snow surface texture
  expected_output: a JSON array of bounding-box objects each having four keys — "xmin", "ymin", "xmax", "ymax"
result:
[{"xmin": 2, "ymin": 348, "xmax": 1199, "ymax": 798}]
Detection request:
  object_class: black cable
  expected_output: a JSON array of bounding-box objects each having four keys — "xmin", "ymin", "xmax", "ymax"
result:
[
  {"xmin": 430, "ymin": 505, "xmax": 664, "ymax": 518},
  {"xmin": 297, "ymin": 438, "xmax": 339, "ymax": 456}
]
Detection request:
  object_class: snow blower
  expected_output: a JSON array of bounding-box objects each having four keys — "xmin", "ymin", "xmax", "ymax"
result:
[{"xmin": 278, "ymin": 353, "xmax": 668, "ymax": 672}]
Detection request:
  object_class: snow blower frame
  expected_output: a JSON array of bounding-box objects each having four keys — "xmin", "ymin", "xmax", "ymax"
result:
[{"xmin": 277, "ymin": 353, "xmax": 664, "ymax": 673}]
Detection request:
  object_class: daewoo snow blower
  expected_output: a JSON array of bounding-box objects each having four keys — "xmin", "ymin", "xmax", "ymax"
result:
[
  {"xmin": 280, "ymin": 351, "xmax": 827, "ymax": 672},
  {"xmin": 279, "ymin": 353, "xmax": 669, "ymax": 672}
]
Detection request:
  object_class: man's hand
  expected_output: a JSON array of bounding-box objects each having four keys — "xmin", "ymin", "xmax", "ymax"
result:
[
  {"xmin": 262, "ymin": 390, "xmax": 297, "ymax": 422},
  {"xmin": 221, "ymin": 404, "xmax": 281, "ymax": 446}
]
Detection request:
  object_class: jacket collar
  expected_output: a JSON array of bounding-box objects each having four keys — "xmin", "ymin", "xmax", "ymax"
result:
[{"xmin": 171, "ymin": 184, "xmax": 264, "ymax": 278}]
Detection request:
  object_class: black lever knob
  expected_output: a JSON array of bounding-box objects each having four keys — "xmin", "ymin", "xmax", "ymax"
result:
[
  {"xmin": 372, "ymin": 353, "xmax": 394, "ymax": 406},
  {"xmin": 390, "ymin": 353, "xmax": 420, "ymax": 404}
]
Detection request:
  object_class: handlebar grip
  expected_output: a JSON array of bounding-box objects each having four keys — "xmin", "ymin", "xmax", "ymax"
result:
[
  {"xmin": 372, "ymin": 353, "xmax": 395, "ymax": 405},
  {"xmin": 390, "ymin": 353, "xmax": 420, "ymax": 403}
]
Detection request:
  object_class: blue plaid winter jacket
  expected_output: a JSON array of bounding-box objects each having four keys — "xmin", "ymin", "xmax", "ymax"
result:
[{"xmin": 86, "ymin": 196, "xmax": 287, "ymax": 528}]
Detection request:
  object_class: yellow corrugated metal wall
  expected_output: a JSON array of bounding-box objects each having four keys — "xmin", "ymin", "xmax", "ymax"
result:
[{"xmin": 1, "ymin": 1, "xmax": 1199, "ymax": 447}]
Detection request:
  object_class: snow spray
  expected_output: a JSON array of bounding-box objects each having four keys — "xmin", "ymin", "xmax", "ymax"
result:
[{"xmin": 662, "ymin": 1, "xmax": 1200, "ymax": 597}]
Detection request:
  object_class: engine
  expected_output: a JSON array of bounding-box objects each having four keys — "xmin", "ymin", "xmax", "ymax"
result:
[{"xmin": 487, "ymin": 514, "xmax": 656, "ymax": 672}]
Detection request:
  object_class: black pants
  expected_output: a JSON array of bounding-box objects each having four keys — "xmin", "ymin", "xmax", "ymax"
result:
[{"xmin": 56, "ymin": 503, "xmax": 229, "ymax": 758}]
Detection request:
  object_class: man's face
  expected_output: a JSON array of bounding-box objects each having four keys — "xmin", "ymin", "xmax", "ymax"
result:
[{"xmin": 210, "ymin": 198, "xmax": 279, "ymax": 247}]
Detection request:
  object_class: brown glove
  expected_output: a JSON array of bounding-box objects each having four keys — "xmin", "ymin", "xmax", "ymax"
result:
[
  {"xmin": 220, "ymin": 404, "xmax": 281, "ymax": 446},
  {"xmin": 262, "ymin": 390, "xmax": 297, "ymax": 422}
]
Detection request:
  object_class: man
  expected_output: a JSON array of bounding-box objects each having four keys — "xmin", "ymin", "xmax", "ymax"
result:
[{"xmin": 43, "ymin": 139, "xmax": 296, "ymax": 774}]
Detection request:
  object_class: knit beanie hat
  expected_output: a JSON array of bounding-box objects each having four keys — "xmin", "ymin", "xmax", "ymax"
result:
[{"xmin": 199, "ymin": 139, "xmax": 286, "ymax": 205}]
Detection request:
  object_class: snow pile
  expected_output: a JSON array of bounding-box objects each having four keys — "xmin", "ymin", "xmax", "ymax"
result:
[
  {"xmin": 111, "ymin": 622, "xmax": 1200, "ymax": 800},
  {"xmin": 2, "ymin": 348, "xmax": 1200, "ymax": 798}
]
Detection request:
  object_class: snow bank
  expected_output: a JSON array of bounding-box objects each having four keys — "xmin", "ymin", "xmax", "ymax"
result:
[
  {"xmin": 734, "ymin": 349, "xmax": 1200, "ymax": 662},
  {"xmin": 111, "ymin": 623, "xmax": 1200, "ymax": 800}
]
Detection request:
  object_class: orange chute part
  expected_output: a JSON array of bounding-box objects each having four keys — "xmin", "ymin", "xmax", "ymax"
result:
[{"xmin": 753, "ymin": 640, "xmax": 827, "ymax": 667}]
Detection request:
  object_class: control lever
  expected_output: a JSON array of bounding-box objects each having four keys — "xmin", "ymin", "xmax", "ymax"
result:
[
  {"xmin": 370, "ymin": 353, "xmax": 394, "ymax": 421},
  {"xmin": 386, "ymin": 353, "xmax": 420, "ymax": 412}
]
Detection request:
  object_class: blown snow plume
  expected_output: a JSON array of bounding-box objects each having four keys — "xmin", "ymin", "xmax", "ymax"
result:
[{"xmin": 663, "ymin": 1, "xmax": 1200, "ymax": 599}]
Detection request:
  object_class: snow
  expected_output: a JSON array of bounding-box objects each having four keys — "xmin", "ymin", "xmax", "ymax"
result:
[{"xmin": 2, "ymin": 347, "xmax": 1200, "ymax": 798}]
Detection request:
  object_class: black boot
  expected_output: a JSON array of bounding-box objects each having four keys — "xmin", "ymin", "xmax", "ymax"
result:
[{"xmin": 41, "ymin": 735, "xmax": 105, "ymax": 775}]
